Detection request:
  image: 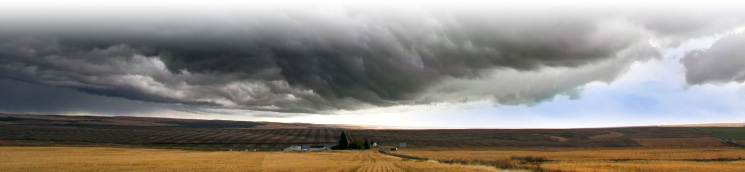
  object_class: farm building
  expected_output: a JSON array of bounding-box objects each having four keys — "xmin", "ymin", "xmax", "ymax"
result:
[
  {"xmin": 398, "ymin": 142, "xmax": 406, "ymax": 148},
  {"xmin": 283, "ymin": 145, "xmax": 302, "ymax": 151},
  {"xmin": 284, "ymin": 144, "xmax": 331, "ymax": 151},
  {"xmin": 307, "ymin": 145, "xmax": 329, "ymax": 151}
]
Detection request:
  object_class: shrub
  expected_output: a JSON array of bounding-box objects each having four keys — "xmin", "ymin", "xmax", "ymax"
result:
[{"xmin": 349, "ymin": 139, "xmax": 364, "ymax": 150}]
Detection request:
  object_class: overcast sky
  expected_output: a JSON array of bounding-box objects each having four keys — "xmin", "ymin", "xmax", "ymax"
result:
[{"xmin": 1, "ymin": 1, "xmax": 745, "ymax": 128}]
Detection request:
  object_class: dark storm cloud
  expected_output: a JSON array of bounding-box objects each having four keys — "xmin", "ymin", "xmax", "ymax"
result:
[
  {"xmin": 0, "ymin": 78, "xmax": 167, "ymax": 115},
  {"xmin": 682, "ymin": 32, "xmax": 745, "ymax": 84},
  {"xmin": 0, "ymin": 4, "xmax": 742, "ymax": 114},
  {"xmin": 423, "ymin": 42, "xmax": 661, "ymax": 105}
]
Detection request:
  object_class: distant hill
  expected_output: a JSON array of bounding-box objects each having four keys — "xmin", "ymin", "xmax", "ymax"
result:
[
  {"xmin": 664, "ymin": 123, "xmax": 745, "ymax": 127},
  {"xmin": 0, "ymin": 113, "xmax": 738, "ymax": 150},
  {"xmin": 0, "ymin": 113, "xmax": 362, "ymax": 129}
]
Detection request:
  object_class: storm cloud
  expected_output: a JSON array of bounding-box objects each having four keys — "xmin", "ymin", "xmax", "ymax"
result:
[
  {"xmin": 0, "ymin": 3, "xmax": 743, "ymax": 114},
  {"xmin": 681, "ymin": 31, "xmax": 745, "ymax": 85},
  {"xmin": 0, "ymin": 78, "xmax": 170, "ymax": 115}
]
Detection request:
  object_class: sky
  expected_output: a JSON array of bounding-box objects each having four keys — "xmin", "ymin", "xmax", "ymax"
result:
[{"xmin": 1, "ymin": 1, "xmax": 745, "ymax": 128}]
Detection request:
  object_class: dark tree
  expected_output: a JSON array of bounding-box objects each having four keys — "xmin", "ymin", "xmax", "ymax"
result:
[
  {"xmin": 363, "ymin": 140, "xmax": 370, "ymax": 149},
  {"xmin": 334, "ymin": 131, "xmax": 349, "ymax": 150}
]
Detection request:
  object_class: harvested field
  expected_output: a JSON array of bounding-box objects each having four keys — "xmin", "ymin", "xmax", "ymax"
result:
[
  {"xmin": 632, "ymin": 138, "xmax": 728, "ymax": 147},
  {"xmin": 0, "ymin": 125, "xmax": 347, "ymax": 151},
  {"xmin": 0, "ymin": 114, "xmax": 731, "ymax": 149},
  {"xmin": 349, "ymin": 127, "xmax": 719, "ymax": 148},
  {"xmin": 0, "ymin": 126, "xmax": 727, "ymax": 150},
  {"xmin": 393, "ymin": 148, "xmax": 745, "ymax": 172},
  {"xmin": 0, "ymin": 147, "xmax": 512, "ymax": 172},
  {"xmin": 542, "ymin": 160, "xmax": 745, "ymax": 172}
]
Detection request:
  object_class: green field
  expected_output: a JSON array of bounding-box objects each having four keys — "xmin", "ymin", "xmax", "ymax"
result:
[{"xmin": 701, "ymin": 128, "xmax": 745, "ymax": 140}]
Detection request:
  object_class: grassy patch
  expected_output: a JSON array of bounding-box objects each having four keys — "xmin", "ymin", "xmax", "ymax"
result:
[{"xmin": 701, "ymin": 128, "xmax": 745, "ymax": 140}]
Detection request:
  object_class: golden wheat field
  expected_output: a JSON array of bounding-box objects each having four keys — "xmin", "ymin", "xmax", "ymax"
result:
[
  {"xmin": 4, "ymin": 146, "xmax": 745, "ymax": 172},
  {"xmin": 395, "ymin": 148, "xmax": 745, "ymax": 172},
  {"xmin": 0, "ymin": 147, "xmax": 511, "ymax": 172}
]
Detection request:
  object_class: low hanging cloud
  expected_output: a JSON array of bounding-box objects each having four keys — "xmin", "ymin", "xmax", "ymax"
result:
[
  {"xmin": 682, "ymin": 32, "xmax": 745, "ymax": 84},
  {"xmin": 0, "ymin": 4, "xmax": 743, "ymax": 114}
]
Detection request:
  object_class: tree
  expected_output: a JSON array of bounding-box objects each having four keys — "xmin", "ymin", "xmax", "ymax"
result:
[
  {"xmin": 332, "ymin": 131, "xmax": 349, "ymax": 150},
  {"xmin": 349, "ymin": 139, "xmax": 364, "ymax": 150},
  {"xmin": 363, "ymin": 140, "xmax": 370, "ymax": 149}
]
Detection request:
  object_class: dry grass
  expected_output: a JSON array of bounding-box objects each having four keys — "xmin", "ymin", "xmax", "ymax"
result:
[
  {"xmin": 0, "ymin": 147, "xmax": 515, "ymax": 172},
  {"xmin": 542, "ymin": 160, "xmax": 745, "ymax": 172},
  {"xmin": 395, "ymin": 148, "xmax": 745, "ymax": 172},
  {"xmin": 0, "ymin": 147, "xmax": 266, "ymax": 171}
]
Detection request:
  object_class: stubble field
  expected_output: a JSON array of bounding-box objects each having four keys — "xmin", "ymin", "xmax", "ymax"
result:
[
  {"xmin": 0, "ymin": 147, "xmax": 510, "ymax": 172},
  {"xmin": 391, "ymin": 148, "xmax": 745, "ymax": 172}
]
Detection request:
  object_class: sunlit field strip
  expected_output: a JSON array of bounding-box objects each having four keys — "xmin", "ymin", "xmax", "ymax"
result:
[{"xmin": 395, "ymin": 148, "xmax": 745, "ymax": 172}]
